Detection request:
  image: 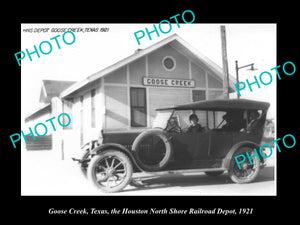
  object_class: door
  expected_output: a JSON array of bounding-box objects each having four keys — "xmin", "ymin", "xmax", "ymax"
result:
[
  {"xmin": 170, "ymin": 132, "xmax": 198, "ymax": 168},
  {"xmin": 170, "ymin": 131, "xmax": 210, "ymax": 168},
  {"xmin": 209, "ymin": 130, "xmax": 233, "ymax": 158}
]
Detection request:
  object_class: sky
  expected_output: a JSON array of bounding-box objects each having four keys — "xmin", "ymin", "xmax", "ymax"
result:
[{"xmin": 21, "ymin": 23, "xmax": 276, "ymax": 120}]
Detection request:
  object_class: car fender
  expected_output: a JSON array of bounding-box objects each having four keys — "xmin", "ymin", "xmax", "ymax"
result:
[
  {"xmin": 222, "ymin": 141, "xmax": 262, "ymax": 169},
  {"xmin": 90, "ymin": 143, "xmax": 145, "ymax": 172}
]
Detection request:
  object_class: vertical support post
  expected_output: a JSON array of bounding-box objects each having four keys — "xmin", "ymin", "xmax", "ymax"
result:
[
  {"xmin": 235, "ymin": 60, "xmax": 240, "ymax": 99},
  {"xmin": 51, "ymin": 97, "xmax": 63, "ymax": 160},
  {"xmin": 220, "ymin": 25, "xmax": 229, "ymax": 99}
]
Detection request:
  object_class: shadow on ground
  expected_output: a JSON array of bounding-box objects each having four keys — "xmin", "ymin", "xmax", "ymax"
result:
[{"xmin": 124, "ymin": 166, "xmax": 275, "ymax": 193}]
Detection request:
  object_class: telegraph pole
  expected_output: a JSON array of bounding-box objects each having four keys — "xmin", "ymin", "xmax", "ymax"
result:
[{"xmin": 220, "ymin": 25, "xmax": 230, "ymax": 99}]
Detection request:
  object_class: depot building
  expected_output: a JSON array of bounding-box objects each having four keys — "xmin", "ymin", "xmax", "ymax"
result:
[{"xmin": 25, "ymin": 34, "xmax": 235, "ymax": 158}]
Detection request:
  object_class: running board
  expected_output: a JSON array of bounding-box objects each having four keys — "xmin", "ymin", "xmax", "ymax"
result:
[{"xmin": 141, "ymin": 167, "xmax": 226, "ymax": 176}]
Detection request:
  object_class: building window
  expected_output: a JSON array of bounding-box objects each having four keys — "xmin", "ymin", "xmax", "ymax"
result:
[
  {"xmin": 192, "ymin": 90, "xmax": 206, "ymax": 102},
  {"xmin": 91, "ymin": 89, "xmax": 96, "ymax": 128},
  {"xmin": 130, "ymin": 87, "xmax": 147, "ymax": 127},
  {"xmin": 162, "ymin": 56, "xmax": 176, "ymax": 71}
]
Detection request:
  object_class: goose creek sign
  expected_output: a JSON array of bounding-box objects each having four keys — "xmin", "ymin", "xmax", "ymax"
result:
[{"xmin": 143, "ymin": 77, "xmax": 195, "ymax": 88}]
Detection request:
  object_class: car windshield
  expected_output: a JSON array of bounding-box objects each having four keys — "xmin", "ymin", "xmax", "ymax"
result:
[{"xmin": 152, "ymin": 110, "xmax": 173, "ymax": 129}]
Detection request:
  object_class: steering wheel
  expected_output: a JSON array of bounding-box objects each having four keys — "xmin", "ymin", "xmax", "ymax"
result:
[{"xmin": 167, "ymin": 126, "xmax": 182, "ymax": 133}]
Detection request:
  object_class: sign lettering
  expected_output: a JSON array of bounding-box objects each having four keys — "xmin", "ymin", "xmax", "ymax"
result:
[{"xmin": 143, "ymin": 77, "xmax": 195, "ymax": 88}]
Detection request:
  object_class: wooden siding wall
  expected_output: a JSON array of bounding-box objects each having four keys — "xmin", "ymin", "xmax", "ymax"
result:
[
  {"xmin": 129, "ymin": 57, "xmax": 145, "ymax": 85},
  {"xmin": 101, "ymin": 44, "xmax": 224, "ymax": 130},
  {"xmin": 104, "ymin": 85, "xmax": 129, "ymax": 129},
  {"xmin": 70, "ymin": 80, "xmax": 102, "ymax": 147},
  {"xmin": 25, "ymin": 135, "xmax": 52, "ymax": 150},
  {"xmin": 148, "ymin": 45, "xmax": 189, "ymax": 79},
  {"xmin": 191, "ymin": 62, "xmax": 206, "ymax": 88},
  {"xmin": 148, "ymin": 88, "xmax": 190, "ymax": 124}
]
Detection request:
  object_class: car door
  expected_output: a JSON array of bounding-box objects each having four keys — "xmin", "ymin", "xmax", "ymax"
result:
[
  {"xmin": 209, "ymin": 130, "xmax": 233, "ymax": 158},
  {"xmin": 194, "ymin": 130, "xmax": 210, "ymax": 159},
  {"xmin": 169, "ymin": 130, "xmax": 210, "ymax": 169},
  {"xmin": 170, "ymin": 132, "xmax": 197, "ymax": 161}
]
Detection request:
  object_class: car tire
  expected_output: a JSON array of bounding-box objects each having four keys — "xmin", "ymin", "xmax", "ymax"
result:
[
  {"xmin": 87, "ymin": 150, "xmax": 133, "ymax": 193},
  {"xmin": 228, "ymin": 146, "xmax": 260, "ymax": 184},
  {"xmin": 132, "ymin": 129, "xmax": 173, "ymax": 172}
]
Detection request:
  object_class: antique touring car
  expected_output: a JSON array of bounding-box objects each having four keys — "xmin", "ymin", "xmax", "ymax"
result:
[{"xmin": 74, "ymin": 99, "xmax": 270, "ymax": 193}]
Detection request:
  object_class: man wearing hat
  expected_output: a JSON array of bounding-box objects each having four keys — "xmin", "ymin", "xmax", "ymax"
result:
[{"xmin": 244, "ymin": 110, "xmax": 260, "ymax": 133}]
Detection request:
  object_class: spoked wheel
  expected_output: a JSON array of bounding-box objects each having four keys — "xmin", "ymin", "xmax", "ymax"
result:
[
  {"xmin": 228, "ymin": 147, "xmax": 260, "ymax": 184},
  {"xmin": 87, "ymin": 150, "xmax": 133, "ymax": 193}
]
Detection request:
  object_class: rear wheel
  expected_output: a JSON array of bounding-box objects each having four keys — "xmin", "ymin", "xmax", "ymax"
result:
[
  {"xmin": 228, "ymin": 147, "xmax": 260, "ymax": 184},
  {"xmin": 87, "ymin": 150, "xmax": 133, "ymax": 193}
]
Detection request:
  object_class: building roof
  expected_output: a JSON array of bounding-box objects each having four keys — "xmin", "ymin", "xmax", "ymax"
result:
[
  {"xmin": 60, "ymin": 34, "xmax": 237, "ymax": 99},
  {"xmin": 157, "ymin": 99, "xmax": 270, "ymax": 111},
  {"xmin": 40, "ymin": 80, "xmax": 76, "ymax": 103},
  {"xmin": 25, "ymin": 103, "xmax": 51, "ymax": 122},
  {"xmin": 25, "ymin": 80, "xmax": 75, "ymax": 121}
]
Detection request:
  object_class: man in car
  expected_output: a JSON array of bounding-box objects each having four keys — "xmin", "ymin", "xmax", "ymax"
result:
[
  {"xmin": 221, "ymin": 111, "xmax": 246, "ymax": 132},
  {"xmin": 246, "ymin": 110, "xmax": 261, "ymax": 132},
  {"xmin": 221, "ymin": 113, "xmax": 234, "ymax": 131},
  {"xmin": 241, "ymin": 110, "xmax": 261, "ymax": 133},
  {"xmin": 187, "ymin": 114, "xmax": 205, "ymax": 133}
]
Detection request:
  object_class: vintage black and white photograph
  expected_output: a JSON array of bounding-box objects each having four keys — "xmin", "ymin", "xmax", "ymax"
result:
[{"xmin": 20, "ymin": 23, "xmax": 276, "ymax": 196}]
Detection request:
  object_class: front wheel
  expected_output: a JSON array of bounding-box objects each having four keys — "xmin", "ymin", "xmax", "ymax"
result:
[
  {"xmin": 87, "ymin": 150, "xmax": 133, "ymax": 193},
  {"xmin": 228, "ymin": 147, "xmax": 260, "ymax": 184}
]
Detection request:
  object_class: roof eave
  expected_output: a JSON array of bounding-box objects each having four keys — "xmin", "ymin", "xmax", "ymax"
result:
[
  {"xmin": 25, "ymin": 103, "xmax": 51, "ymax": 122},
  {"xmin": 170, "ymin": 35, "xmax": 236, "ymax": 91},
  {"xmin": 60, "ymin": 34, "xmax": 237, "ymax": 98},
  {"xmin": 60, "ymin": 34, "xmax": 180, "ymax": 99}
]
